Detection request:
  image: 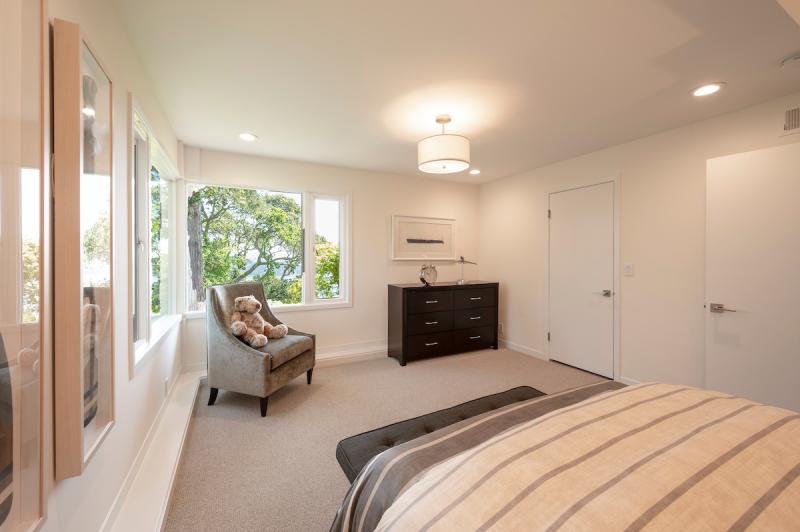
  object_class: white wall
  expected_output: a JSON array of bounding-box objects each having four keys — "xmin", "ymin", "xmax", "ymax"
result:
[
  {"xmin": 41, "ymin": 1, "xmax": 183, "ymax": 531},
  {"xmin": 479, "ymin": 91, "xmax": 800, "ymax": 387},
  {"xmin": 180, "ymin": 147, "xmax": 482, "ymax": 370}
]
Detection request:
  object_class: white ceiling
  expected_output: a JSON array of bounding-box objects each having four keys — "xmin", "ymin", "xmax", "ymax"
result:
[{"xmin": 114, "ymin": 0, "xmax": 800, "ymax": 183}]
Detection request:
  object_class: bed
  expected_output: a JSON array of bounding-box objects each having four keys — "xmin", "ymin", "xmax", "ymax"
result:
[{"xmin": 331, "ymin": 382, "xmax": 800, "ymax": 531}]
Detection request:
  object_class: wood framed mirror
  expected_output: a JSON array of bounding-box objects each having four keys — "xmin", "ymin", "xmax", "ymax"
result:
[{"xmin": 53, "ymin": 18, "xmax": 115, "ymax": 480}]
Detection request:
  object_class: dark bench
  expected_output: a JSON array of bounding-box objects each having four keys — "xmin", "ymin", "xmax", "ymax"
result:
[{"xmin": 335, "ymin": 386, "xmax": 545, "ymax": 482}]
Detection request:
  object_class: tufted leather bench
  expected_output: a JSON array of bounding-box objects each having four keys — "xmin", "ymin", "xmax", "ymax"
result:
[{"xmin": 335, "ymin": 386, "xmax": 545, "ymax": 482}]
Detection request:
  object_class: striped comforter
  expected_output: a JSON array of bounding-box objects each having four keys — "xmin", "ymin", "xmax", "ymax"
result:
[{"xmin": 331, "ymin": 382, "xmax": 800, "ymax": 531}]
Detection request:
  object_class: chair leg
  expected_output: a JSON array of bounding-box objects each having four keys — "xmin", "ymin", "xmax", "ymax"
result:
[
  {"xmin": 260, "ymin": 396, "xmax": 269, "ymax": 417},
  {"xmin": 307, "ymin": 368, "xmax": 313, "ymax": 385},
  {"xmin": 208, "ymin": 387, "xmax": 219, "ymax": 406}
]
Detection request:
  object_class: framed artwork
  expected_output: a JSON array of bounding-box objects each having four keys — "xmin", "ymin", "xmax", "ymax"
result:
[
  {"xmin": 391, "ymin": 215, "xmax": 456, "ymax": 261},
  {"xmin": 0, "ymin": 0, "xmax": 45, "ymax": 526},
  {"xmin": 53, "ymin": 18, "xmax": 115, "ymax": 480}
]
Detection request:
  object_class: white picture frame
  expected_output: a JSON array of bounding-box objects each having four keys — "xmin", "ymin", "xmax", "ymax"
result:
[{"xmin": 391, "ymin": 215, "xmax": 456, "ymax": 261}]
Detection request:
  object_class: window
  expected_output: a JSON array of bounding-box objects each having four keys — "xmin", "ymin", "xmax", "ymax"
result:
[
  {"xmin": 150, "ymin": 165, "xmax": 170, "ymax": 317},
  {"xmin": 313, "ymin": 197, "xmax": 342, "ymax": 300},
  {"xmin": 131, "ymin": 108, "xmax": 174, "ymax": 356},
  {"xmin": 186, "ymin": 184, "xmax": 349, "ymax": 312}
]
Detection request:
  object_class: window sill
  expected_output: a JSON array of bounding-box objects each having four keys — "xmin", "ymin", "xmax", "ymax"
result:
[
  {"xmin": 182, "ymin": 299, "xmax": 352, "ymax": 320},
  {"xmin": 132, "ymin": 314, "xmax": 182, "ymax": 375}
]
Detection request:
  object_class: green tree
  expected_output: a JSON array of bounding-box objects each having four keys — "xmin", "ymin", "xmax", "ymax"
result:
[
  {"xmin": 21, "ymin": 240, "xmax": 40, "ymax": 322},
  {"xmin": 83, "ymin": 213, "xmax": 110, "ymax": 264},
  {"xmin": 187, "ymin": 186, "xmax": 303, "ymax": 307},
  {"xmin": 315, "ymin": 235, "xmax": 340, "ymax": 299},
  {"xmin": 151, "ymin": 167, "xmax": 163, "ymax": 314}
]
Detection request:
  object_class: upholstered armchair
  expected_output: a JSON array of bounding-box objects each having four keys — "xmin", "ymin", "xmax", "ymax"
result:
[{"xmin": 205, "ymin": 282, "xmax": 316, "ymax": 416}]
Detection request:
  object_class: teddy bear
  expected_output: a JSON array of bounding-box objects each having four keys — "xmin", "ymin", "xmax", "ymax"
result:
[{"xmin": 230, "ymin": 295, "xmax": 288, "ymax": 348}]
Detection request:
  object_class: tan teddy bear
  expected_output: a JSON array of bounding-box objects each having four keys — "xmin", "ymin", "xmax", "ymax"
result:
[{"xmin": 230, "ymin": 295, "xmax": 288, "ymax": 348}]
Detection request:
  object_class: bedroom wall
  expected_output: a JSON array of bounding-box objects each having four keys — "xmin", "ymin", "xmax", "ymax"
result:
[
  {"xmin": 41, "ymin": 1, "xmax": 183, "ymax": 531},
  {"xmin": 479, "ymin": 90, "xmax": 800, "ymax": 387},
  {"xmin": 179, "ymin": 146, "xmax": 481, "ymax": 370}
]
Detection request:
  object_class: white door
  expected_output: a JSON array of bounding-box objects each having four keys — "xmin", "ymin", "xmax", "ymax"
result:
[
  {"xmin": 706, "ymin": 143, "xmax": 800, "ymax": 412},
  {"xmin": 549, "ymin": 182, "xmax": 615, "ymax": 378}
]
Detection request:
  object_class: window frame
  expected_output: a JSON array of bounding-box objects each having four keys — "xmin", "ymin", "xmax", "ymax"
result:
[
  {"xmin": 182, "ymin": 181, "xmax": 351, "ymax": 316},
  {"xmin": 127, "ymin": 96, "xmax": 180, "ymax": 377}
]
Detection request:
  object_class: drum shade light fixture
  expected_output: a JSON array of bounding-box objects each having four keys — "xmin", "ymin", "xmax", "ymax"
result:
[{"xmin": 417, "ymin": 115, "xmax": 470, "ymax": 174}]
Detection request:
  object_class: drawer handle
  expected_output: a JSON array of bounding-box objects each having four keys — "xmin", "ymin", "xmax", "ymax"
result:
[
  {"xmin": 469, "ymin": 316, "xmax": 482, "ymax": 320},
  {"xmin": 424, "ymin": 321, "xmax": 439, "ymax": 325},
  {"xmin": 424, "ymin": 342, "xmax": 439, "ymax": 347},
  {"xmin": 469, "ymin": 297, "xmax": 482, "ymax": 301},
  {"xmin": 469, "ymin": 335, "xmax": 481, "ymax": 340},
  {"xmin": 425, "ymin": 300, "xmax": 439, "ymax": 304}
]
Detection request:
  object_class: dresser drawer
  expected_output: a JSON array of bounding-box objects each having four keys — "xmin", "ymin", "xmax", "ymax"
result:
[
  {"xmin": 406, "ymin": 332, "xmax": 452, "ymax": 360},
  {"xmin": 407, "ymin": 291, "xmax": 453, "ymax": 314},
  {"xmin": 452, "ymin": 326, "xmax": 494, "ymax": 352},
  {"xmin": 453, "ymin": 288, "xmax": 496, "ymax": 309},
  {"xmin": 407, "ymin": 311, "xmax": 453, "ymax": 335},
  {"xmin": 453, "ymin": 307, "xmax": 496, "ymax": 330}
]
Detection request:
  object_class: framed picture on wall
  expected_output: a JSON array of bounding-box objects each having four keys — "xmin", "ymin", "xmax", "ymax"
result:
[
  {"xmin": 53, "ymin": 18, "xmax": 115, "ymax": 480},
  {"xmin": 391, "ymin": 215, "xmax": 456, "ymax": 261}
]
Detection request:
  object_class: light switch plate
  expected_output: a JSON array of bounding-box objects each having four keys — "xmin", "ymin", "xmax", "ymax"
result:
[{"xmin": 623, "ymin": 262, "xmax": 634, "ymax": 276}]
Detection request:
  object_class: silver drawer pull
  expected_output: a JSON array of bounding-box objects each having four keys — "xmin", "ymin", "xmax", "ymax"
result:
[
  {"xmin": 424, "ymin": 342, "xmax": 439, "ymax": 347},
  {"xmin": 424, "ymin": 321, "xmax": 439, "ymax": 325},
  {"xmin": 469, "ymin": 335, "xmax": 481, "ymax": 340},
  {"xmin": 469, "ymin": 316, "xmax": 482, "ymax": 320},
  {"xmin": 425, "ymin": 300, "xmax": 439, "ymax": 304},
  {"xmin": 469, "ymin": 297, "xmax": 482, "ymax": 301}
]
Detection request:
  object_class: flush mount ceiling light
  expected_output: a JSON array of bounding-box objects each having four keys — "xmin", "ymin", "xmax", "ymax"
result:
[
  {"xmin": 417, "ymin": 115, "xmax": 470, "ymax": 174},
  {"xmin": 239, "ymin": 132, "xmax": 258, "ymax": 142},
  {"xmin": 692, "ymin": 82, "xmax": 725, "ymax": 97},
  {"xmin": 469, "ymin": 168, "xmax": 481, "ymax": 175}
]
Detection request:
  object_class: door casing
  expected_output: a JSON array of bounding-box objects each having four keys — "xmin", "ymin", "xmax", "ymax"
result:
[{"xmin": 545, "ymin": 177, "xmax": 620, "ymax": 380}]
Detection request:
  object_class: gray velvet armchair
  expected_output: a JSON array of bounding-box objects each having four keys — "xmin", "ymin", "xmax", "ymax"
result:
[{"xmin": 206, "ymin": 282, "xmax": 316, "ymax": 416}]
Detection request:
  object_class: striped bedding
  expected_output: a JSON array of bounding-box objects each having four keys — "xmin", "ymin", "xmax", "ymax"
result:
[{"xmin": 331, "ymin": 382, "xmax": 800, "ymax": 531}]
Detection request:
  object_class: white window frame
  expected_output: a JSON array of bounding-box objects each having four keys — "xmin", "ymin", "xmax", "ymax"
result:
[
  {"xmin": 182, "ymin": 183, "xmax": 351, "ymax": 317},
  {"xmin": 127, "ymin": 96, "xmax": 180, "ymax": 377}
]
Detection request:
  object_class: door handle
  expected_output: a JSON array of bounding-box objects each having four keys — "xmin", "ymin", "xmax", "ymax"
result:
[
  {"xmin": 709, "ymin": 303, "xmax": 737, "ymax": 313},
  {"xmin": 469, "ymin": 336, "xmax": 481, "ymax": 340},
  {"xmin": 424, "ymin": 342, "xmax": 439, "ymax": 347},
  {"xmin": 424, "ymin": 321, "xmax": 439, "ymax": 325},
  {"xmin": 425, "ymin": 300, "xmax": 439, "ymax": 304},
  {"xmin": 601, "ymin": 289, "xmax": 613, "ymax": 297},
  {"xmin": 469, "ymin": 316, "xmax": 482, "ymax": 320},
  {"xmin": 469, "ymin": 297, "xmax": 482, "ymax": 301}
]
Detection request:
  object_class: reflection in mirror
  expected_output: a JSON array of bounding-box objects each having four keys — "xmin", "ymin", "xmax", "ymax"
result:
[
  {"xmin": 80, "ymin": 43, "xmax": 114, "ymax": 457},
  {"xmin": 0, "ymin": 0, "xmax": 43, "ymax": 524}
]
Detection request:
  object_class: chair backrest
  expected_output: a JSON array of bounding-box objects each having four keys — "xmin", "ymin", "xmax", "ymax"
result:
[{"xmin": 206, "ymin": 282, "xmax": 282, "ymax": 329}]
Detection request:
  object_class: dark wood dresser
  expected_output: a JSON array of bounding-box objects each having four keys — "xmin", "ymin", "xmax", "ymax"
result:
[{"xmin": 388, "ymin": 281, "xmax": 499, "ymax": 366}]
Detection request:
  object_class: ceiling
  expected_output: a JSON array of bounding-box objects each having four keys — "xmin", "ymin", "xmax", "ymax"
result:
[{"xmin": 114, "ymin": 0, "xmax": 800, "ymax": 183}]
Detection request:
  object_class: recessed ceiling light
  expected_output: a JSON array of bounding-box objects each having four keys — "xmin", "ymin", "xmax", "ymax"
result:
[
  {"xmin": 692, "ymin": 83, "xmax": 725, "ymax": 97},
  {"xmin": 239, "ymin": 132, "xmax": 258, "ymax": 142},
  {"xmin": 469, "ymin": 169, "xmax": 481, "ymax": 175}
]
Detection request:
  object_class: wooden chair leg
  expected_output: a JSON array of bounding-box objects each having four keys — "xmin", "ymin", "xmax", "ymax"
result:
[
  {"xmin": 307, "ymin": 368, "xmax": 313, "ymax": 385},
  {"xmin": 208, "ymin": 387, "xmax": 219, "ymax": 406},
  {"xmin": 260, "ymin": 396, "xmax": 269, "ymax": 417}
]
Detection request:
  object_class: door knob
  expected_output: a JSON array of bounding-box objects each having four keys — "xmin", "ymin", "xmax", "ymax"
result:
[{"xmin": 709, "ymin": 303, "xmax": 736, "ymax": 313}]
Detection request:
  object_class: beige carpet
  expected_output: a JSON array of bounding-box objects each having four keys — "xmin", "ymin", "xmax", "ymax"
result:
[{"xmin": 163, "ymin": 349, "xmax": 605, "ymax": 531}]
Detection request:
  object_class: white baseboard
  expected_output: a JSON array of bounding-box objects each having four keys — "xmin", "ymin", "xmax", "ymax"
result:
[
  {"xmin": 181, "ymin": 361, "xmax": 207, "ymax": 373},
  {"xmin": 107, "ymin": 371, "xmax": 203, "ymax": 532},
  {"xmin": 500, "ymin": 338, "xmax": 548, "ymax": 361},
  {"xmin": 100, "ymin": 367, "xmax": 183, "ymax": 532},
  {"xmin": 316, "ymin": 340, "xmax": 387, "ymax": 367}
]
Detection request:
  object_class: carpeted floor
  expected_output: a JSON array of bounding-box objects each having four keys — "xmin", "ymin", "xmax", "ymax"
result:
[{"xmin": 163, "ymin": 348, "xmax": 606, "ymax": 531}]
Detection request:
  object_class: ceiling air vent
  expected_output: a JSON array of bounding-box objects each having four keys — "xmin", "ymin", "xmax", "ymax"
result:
[{"xmin": 780, "ymin": 106, "xmax": 800, "ymax": 136}]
